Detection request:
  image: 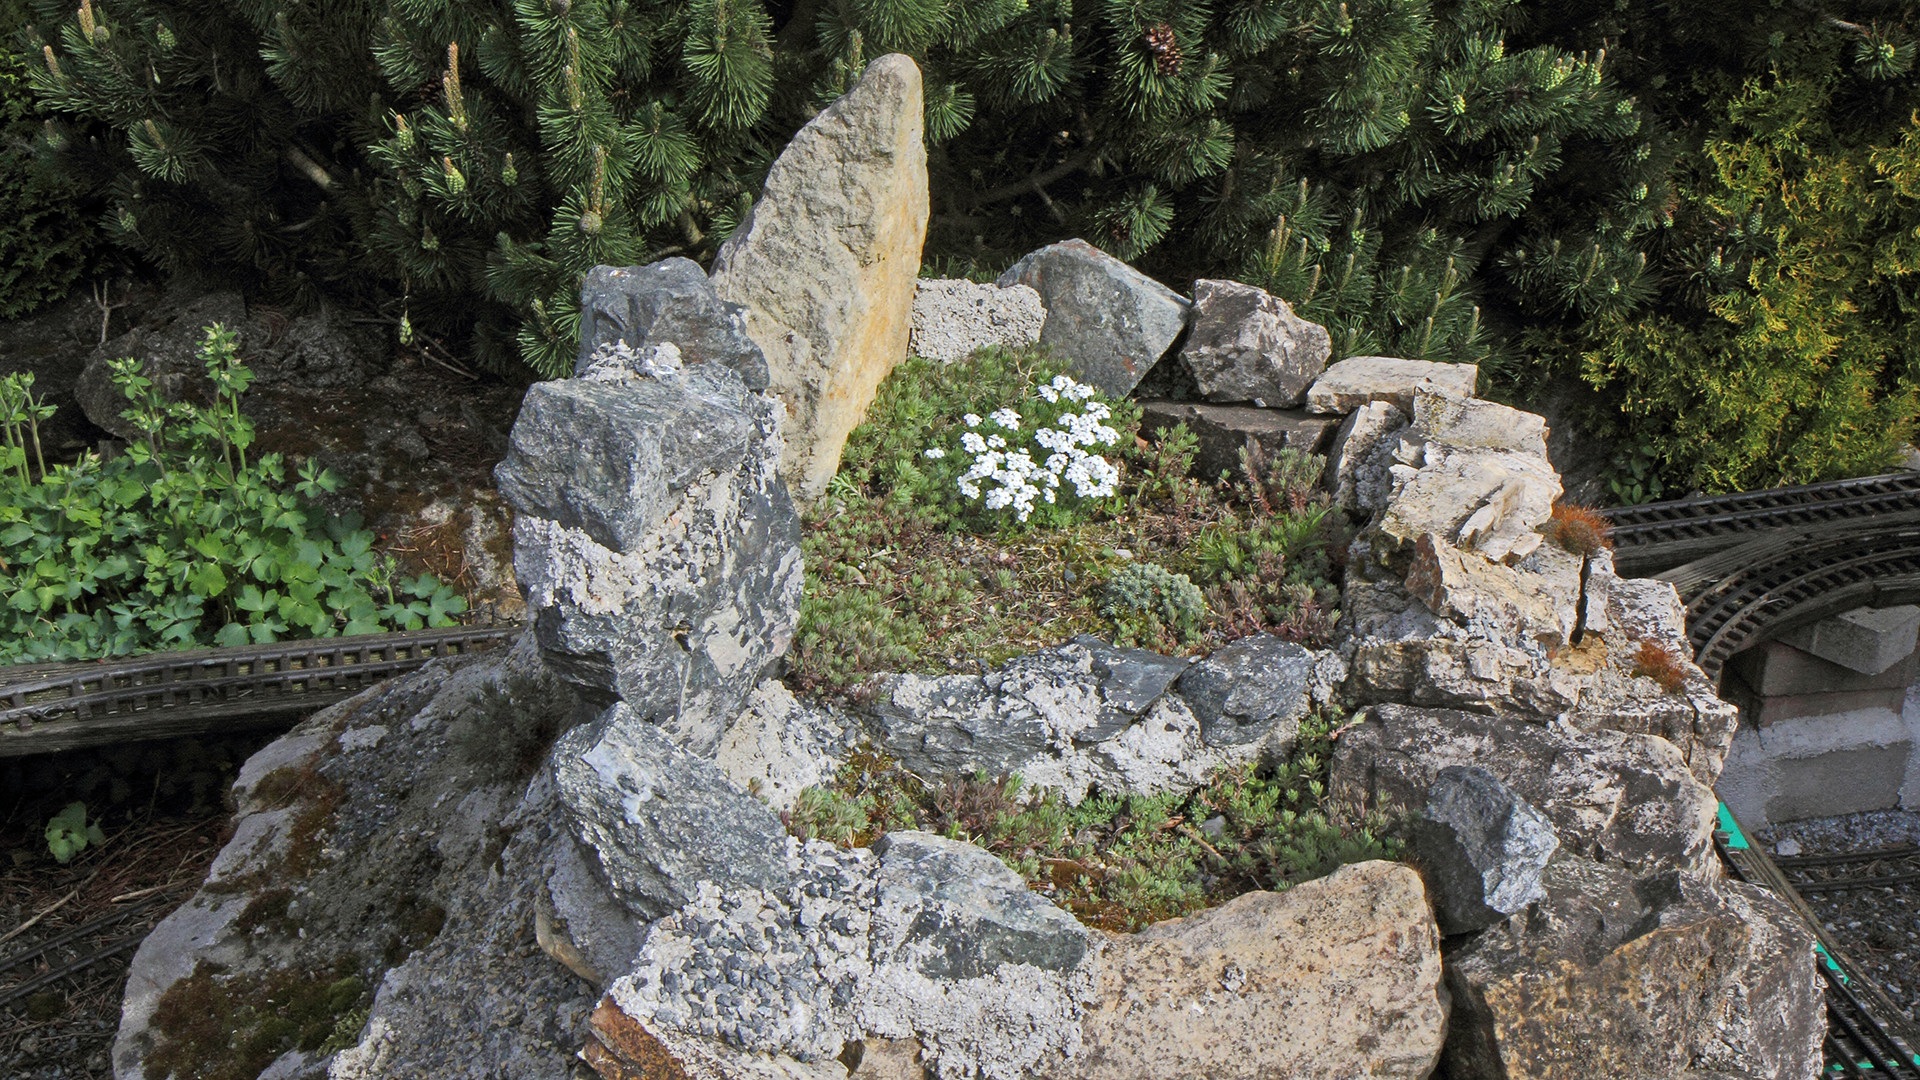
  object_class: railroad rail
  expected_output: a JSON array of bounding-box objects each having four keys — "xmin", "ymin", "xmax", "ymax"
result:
[
  {"xmin": 1715, "ymin": 807, "xmax": 1920, "ymax": 1079},
  {"xmin": 0, "ymin": 624, "xmax": 521, "ymax": 757},
  {"xmin": 1592, "ymin": 473, "xmax": 1920, "ymax": 679}
]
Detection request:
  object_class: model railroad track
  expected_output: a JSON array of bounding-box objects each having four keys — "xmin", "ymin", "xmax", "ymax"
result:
[
  {"xmin": 1600, "ymin": 471, "xmax": 1920, "ymax": 578},
  {"xmin": 1591, "ymin": 473, "xmax": 1920, "ymax": 679},
  {"xmin": 1715, "ymin": 809, "xmax": 1920, "ymax": 1078},
  {"xmin": 1777, "ymin": 846, "xmax": 1920, "ymax": 894},
  {"xmin": 0, "ymin": 624, "xmax": 521, "ymax": 757}
]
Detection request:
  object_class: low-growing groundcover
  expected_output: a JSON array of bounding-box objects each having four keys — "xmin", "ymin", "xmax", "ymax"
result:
[
  {"xmin": 786, "ymin": 715, "xmax": 1400, "ymax": 934},
  {"xmin": 786, "ymin": 344, "xmax": 1394, "ymax": 930},
  {"xmin": 0, "ymin": 323, "xmax": 466, "ymax": 663},
  {"xmin": 789, "ymin": 344, "xmax": 1345, "ymax": 693}
]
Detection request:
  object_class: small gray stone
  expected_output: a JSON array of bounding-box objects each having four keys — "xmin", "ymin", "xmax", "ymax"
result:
[
  {"xmin": 1179, "ymin": 279, "xmax": 1331, "ymax": 406},
  {"xmin": 997, "ymin": 239, "xmax": 1190, "ymax": 398},
  {"xmin": 1175, "ymin": 635, "xmax": 1313, "ymax": 751},
  {"xmin": 579, "ymin": 259, "xmax": 770, "ymax": 390},
  {"xmin": 1411, "ymin": 765, "xmax": 1558, "ymax": 934},
  {"xmin": 1071, "ymin": 635, "xmax": 1190, "ymax": 745},
  {"xmin": 871, "ymin": 831, "xmax": 1088, "ymax": 979},
  {"xmin": 1137, "ymin": 400, "xmax": 1340, "ymax": 485},
  {"xmin": 552, "ymin": 703, "xmax": 792, "ymax": 919}
]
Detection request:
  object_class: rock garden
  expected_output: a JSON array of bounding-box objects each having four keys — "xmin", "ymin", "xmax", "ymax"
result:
[{"xmin": 95, "ymin": 56, "xmax": 1828, "ymax": 1080}]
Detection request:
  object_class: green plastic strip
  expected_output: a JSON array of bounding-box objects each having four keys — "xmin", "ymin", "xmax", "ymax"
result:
[{"xmin": 1716, "ymin": 802, "xmax": 1749, "ymax": 849}]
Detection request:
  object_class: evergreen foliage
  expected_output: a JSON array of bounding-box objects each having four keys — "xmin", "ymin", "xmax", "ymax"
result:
[{"xmin": 0, "ymin": 0, "xmax": 91, "ymax": 319}]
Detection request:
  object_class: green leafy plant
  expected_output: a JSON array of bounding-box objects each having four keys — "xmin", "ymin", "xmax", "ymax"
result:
[
  {"xmin": 1102, "ymin": 561, "xmax": 1208, "ymax": 644},
  {"xmin": 0, "ymin": 323, "xmax": 467, "ymax": 663},
  {"xmin": 45, "ymin": 800, "xmax": 105, "ymax": 863}
]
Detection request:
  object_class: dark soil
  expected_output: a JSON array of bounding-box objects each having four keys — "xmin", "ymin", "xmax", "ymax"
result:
[{"xmin": 1, "ymin": 732, "xmax": 277, "ymax": 1079}]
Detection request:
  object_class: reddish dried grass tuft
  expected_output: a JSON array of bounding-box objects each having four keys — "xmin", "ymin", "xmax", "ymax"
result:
[
  {"xmin": 1631, "ymin": 639, "xmax": 1691, "ymax": 695},
  {"xmin": 1545, "ymin": 502, "xmax": 1613, "ymax": 557}
]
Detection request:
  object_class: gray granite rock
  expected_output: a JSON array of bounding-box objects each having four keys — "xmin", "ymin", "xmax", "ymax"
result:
[
  {"xmin": 997, "ymin": 239, "xmax": 1190, "ymax": 398},
  {"xmin": 1331, "ymin": 704, "xmax": 1718, "ymax": 877},
  {"xmin": 503, "ymin": 364, "xmax": 803, "ymax": 753},
  {"xmin": 579, "ymin": 258, "xmax": 770, "ymax": 390},
  {"xmin": 1137, "ymin": 400, "xmax": 1340, "ymax": 484},
  {"xmin": 872, "ymin": 831, "xmax": 1089, "ymax": 979},
  {"xmin": 1410, "ymin": 765, "xmax": 1558, "ymax": 934},
  {"xmin": 1325, "ymin": 400, "xmax": 1409, "ymax": 513},
  {"xmin": 1175, "ymin": 635, "xmax": 1313, "ymax": 751},
  {"xmin": 865, "ymin": 639, "xmax": 1277, "ymax": 803},
  {"xmin": 494, "ymin": 365, "xmax": 758, "ymax": 553},
  {"xmin": 552, "ymin": 702, "xmax": 792, "ymax": 919},
  {"xmin": 1178, "ymin": 279, "xmax": 1331, "ymax": 406}
]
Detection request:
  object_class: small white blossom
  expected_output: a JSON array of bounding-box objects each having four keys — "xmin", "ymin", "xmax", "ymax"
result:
[
  {"xmin": 989, "ymin": 407, "xmax": 1022, "ymax": 430},
  {"xmin": 963, "ymin": 413, "xmax": 982, "ymax": 427},
  {"xmin": 987, "ymin": 433, "xmax": 1008, "ymax": 449},
  {"xmin": 961, "ymin": 431, "xmax": 988, "ymax": 454},
  {"xmin": 923, "ymin": 447, "xmax": 946, "ymax": 459}
]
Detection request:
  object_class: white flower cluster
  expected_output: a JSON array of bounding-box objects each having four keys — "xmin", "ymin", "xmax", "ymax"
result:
[{"xmin": 924, "ymin": 374, "xmax": 1122, "ymax": 522}]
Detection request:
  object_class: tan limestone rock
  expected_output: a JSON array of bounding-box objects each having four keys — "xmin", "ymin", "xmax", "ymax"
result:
[
  {"xmin": 845, "ymin": 1038, "xmax": 927, "ymax": 1080},
  {"xmin": 710, "ymin": 54, "xmax": 929, "ymax": 501},
  {"xmin": 1404, "ymin": 532, "xmax": 1578, "ymax": 652},
  {"xmin": 1057, "ymin": 861, "xmax": 1447, "ymax": 1080},
  {"xmin": 1377, "ymin": 446, "xmax": 1560, "ymax": 564},
  {"xmin": 1305, "ymin": 355, "xmax": 1477, "ymax": 414}
]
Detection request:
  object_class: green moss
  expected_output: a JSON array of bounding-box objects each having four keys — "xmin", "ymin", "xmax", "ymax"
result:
[
  {"xmin": 148, "ymin": 959, "xmax": 372, "ymax": 1080},
  {"xmin": 786, "ymin": 714, "xmax": 1400, "ymax": 933}
]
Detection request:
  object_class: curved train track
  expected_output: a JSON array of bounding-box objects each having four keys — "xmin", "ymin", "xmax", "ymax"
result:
[{"xmin": 1599, "ymin": 471, "xmax": 1920, "ymax": 678}]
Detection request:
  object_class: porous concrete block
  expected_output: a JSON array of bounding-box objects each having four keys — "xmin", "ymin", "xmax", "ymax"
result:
[
  {"xmin": 1776, "ymin": 604, "xmax": 1920, "ymax": 676},
  {"xmin": 1904, "ymin": 682, "xmax": 1920, "ymax": 811},
  {"xmin": 909, "ymin": 278, "xmax": 1045, "ymax": 362},
  {"xmin": 1738, "ymin": 687, "xmax": 1909, "ymax": 728},
  {"xmin": 1715, "ymin": 707, "xmax": 1913, "ymax": 827},
  {"xmin": 1727, "ymin": 639, "xmax": 1920, "ymax": 697}
]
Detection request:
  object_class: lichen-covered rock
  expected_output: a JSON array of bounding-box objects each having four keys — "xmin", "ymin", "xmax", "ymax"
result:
[
  {"xmin": 710, "ymin": 54, "xmax": 929, "ymax": 501},
  {"xmin": 1408, "ymin": 387, "xmax": 1549, "ymax": 458},
  {"xmin": 1403, "ymin": 532, "xmax": 1579, "ymax": 652},
  {"xmin": 1304, "ymin": 355, "xmax": 1477, "ymax": 415},
  {"xmin": 502, "ymin": 363, "xmax": 803, "ymax": 755},
  {"xmin": 553, "ymin": 702, "xmax": 794, "ymax": 919},
  {"xmin": 1441, "ymin": 864, "xmax": 1822, "ymax": 1080},
  {"xmin": 1408, "ymin": 765, "xmax": 1558, "ymax": 934},
  {"xmin": 909, "ymin": 278, "xmax": 1045, "ymax": 362},
  {"xmin": 579, "ymin": 259, "xmax": 770, "ymax": 390},
  {"xmin": 1330, "ymin": 704, "xmax": 1718, "ymax": 877},
  {"xmin": 871, "ymin": 832, "xmax": 1089, "ymax": 980},
  {"xmin": 1055, "ymin": 861, "xmax": 1446, "ymax": 1080},
  {"xmin": 1177, "ymin": 279, "xmax": 1331, "ymax": 406},
  {"xmin": 1376, "ymin": 443, "xmax": 1561, "ymax": 565},
  {"xmin": 1174, "ymin": 634, "xmax": 1312, "ymax": 752},
  {"xmin": 997, "ymin": 239, "xmax": 1190, "ymax": 398},
  {"xmin": 864, "ymin": 638, "xmax": 1312, "ymax": 802},
  {"xmin": 114, "ymin": 636, "xmax": 596, "ymax": 1080},
  {"xmin": 1326, "ymin": 400, "xmax": 1409, "ymax": 513},
  {"xmin": 715, "ymin": 680, "xmax": 858, "ymax": 813}
]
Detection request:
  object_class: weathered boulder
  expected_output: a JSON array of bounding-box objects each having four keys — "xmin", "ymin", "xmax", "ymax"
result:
[
  {"xmin": 910, "ymin": 278, "xmax": 1045, "ymax": 362},
  {"xmin": 501, "ymin": 361, "xmax": 803, "ymax": 755},
  {"xmin": 997, "ymin": 239, "xmax": 1190, "ymax": 398},
  {"xmin": 1330, "ymin": 704, "xmax": 1718, "ymax": 877},
  {"xmin": 76, "ymin": 291, "xmax": 259, "ymax": 439},
  {"xmin": 1441, "ymin": 862, "xmax": 1822, "ymax": 1080},
  {"xmin": 1304, "ymin": 355, "xmax": 1477, "ymax": 415},
  {"xmin": 865, "ymin": 637, "xmax": 1323, "ymax": 802},
  {"xmin": 594, "ymin": 835, "xmax": 1092, "ymax": 1080},
  {"xmin": 1174, "ymin": 634, "xmax": 1313, "ymax": 752},
  {"xmin": 579, "ymin": 259, "xmax": 770, "ymax": 390},
  {"xmin": 552, "ymin": 703, "xmax": 794, "ymax": 919},
  {"xmin": 1403, "ymin": 532, "xmax": 1579, "ymax": 652},
  {"xmin": 494, "ymin": 365, "xmax": 759, "ymax": 554},
  {"xmin": 1408, "ymin": 388, "xmax": 1549, "ymax": 458},
  {"xmin": 1177, "ymin": 279, "xmax": 1331, "ymax": 406},
  {"xmin": 871, "ymin": 832, "xmax": 1090, "ymax": 980},
  {"xmin": 1056, "ymin": 861, "xmax": 1446, "ymax": 1080},
  {"xmin": 114, "ymin": 637, "xmax": 600, "ymax": 1080},
  {"xmin": 715, "ymin": 680, "xmax": 857, "ymax": 813},
  {"xmin": 1325, "ymin": 400, "xmax": 1409, "ymax": 513},
  {"xmin": 1375, "ymin": 444, "xmax": 1561, "ymax": 565},
  {"xmin": 710, "ymin": 53, "xmax": 929, "ymax": 501},
  {"xmin": 1136, "ymin": 400, "xmax": 1340, "ymax": 483},
  {"xmin": 1407, "ymin": 765, "xmax": 1558, "ymax": 934}
]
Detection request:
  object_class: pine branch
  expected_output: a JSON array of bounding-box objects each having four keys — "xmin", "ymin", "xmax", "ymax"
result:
[{"xmin": 953, "ymin": 146, "xmax": 1100, "ymax": 211}]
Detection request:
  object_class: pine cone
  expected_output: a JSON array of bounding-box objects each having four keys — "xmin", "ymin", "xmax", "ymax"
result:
[{"xmin": 1143, "ymin": 23, "xmax": 1181, "ymax": 77}]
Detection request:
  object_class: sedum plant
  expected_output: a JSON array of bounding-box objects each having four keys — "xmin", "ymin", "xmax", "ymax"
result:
[{"xmin": 0, "ymin": 323, "xmax": 466, "ymax": 663}]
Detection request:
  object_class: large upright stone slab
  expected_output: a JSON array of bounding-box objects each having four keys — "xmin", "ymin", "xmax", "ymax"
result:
[
  {"xmin": 710, "ymin": 53, "xmax": 929, "ymax": 502},
  {"xmin": 997, "ymin": 239, "xmax": 1190, "ymax": 398}
]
